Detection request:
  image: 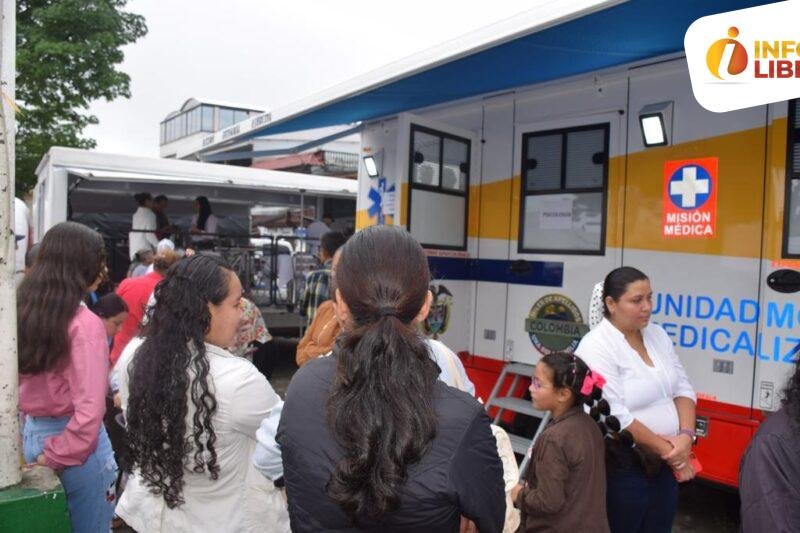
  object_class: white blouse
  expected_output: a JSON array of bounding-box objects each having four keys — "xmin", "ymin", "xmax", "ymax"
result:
[
  {"xmin": 191, "ymin": 213, "xmax": 219, "ymax": 241},
  {"xmin": 115, "ymin": 338, "xmax": 289, "ymax": 532},
  {"xmin": 575, "ymin": 318, "xmax": 696, "ymax": 437},
  {"xmin": 129, "ymin": 206, "xmax": 159, "ymax": 260}
]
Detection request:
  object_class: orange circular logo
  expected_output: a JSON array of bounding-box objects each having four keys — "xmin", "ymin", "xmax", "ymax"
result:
[{"xmin": 706, "ymin": 27, "xmax": 748, "ymax": 79}]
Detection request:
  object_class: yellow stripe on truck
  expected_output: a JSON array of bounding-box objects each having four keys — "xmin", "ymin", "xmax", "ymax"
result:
[
  {"xmin": 623, "ymin": 125, "xmax": 767, "ymax": 259},
  {"xmin": 356, "ymin": 118, "xmax": 789, "ymax": 261}
]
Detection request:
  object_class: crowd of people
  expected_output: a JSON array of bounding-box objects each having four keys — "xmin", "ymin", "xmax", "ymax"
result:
[{"xmin": 14, "ymin": 218, "xmax": 800, "ymax": 532}]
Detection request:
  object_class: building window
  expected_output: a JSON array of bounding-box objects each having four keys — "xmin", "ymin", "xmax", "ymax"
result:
[
  {"xmin": 162, "ymin": 105, "xmax": 257, "ymax": 145},
  {"xmin": 407, "ymin": 124, "xmax": 470, "ymax": 250},
  {"xmin": 160, "ymin": 123, "xmax": 166, "ymax": 145},
  {"xmin": 783, "ymin": 99, "xmax": 800, "ymax": 257},
  {"xmin": 219, "ymin": 108, "xmax": 235, "ymax": 129},
  {"xmin": 518, "ymin": 123, "xmax": 609, "ymax": 255},
  {"xmin": 202, "ymin": 105, "xmax": 214, "ymax": 132},
  {"xmin": 187, "ymin": 107, "xmax": 200, "ymax": 134}
]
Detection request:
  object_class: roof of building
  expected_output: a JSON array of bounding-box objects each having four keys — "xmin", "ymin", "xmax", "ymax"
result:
[{"xmin": 162, "ymin": 98, "xmax": 267, "ymax": 121}]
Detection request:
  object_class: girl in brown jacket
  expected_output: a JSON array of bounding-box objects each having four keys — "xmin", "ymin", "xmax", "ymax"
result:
[{"xmin": 512, "ymin": 353, "xmax": 612, "ymax": 532}]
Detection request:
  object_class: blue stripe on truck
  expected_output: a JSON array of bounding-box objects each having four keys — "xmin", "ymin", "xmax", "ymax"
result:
[{"xmin": 427, "ymin": 257, "xmax": 563, "ymax": 287}]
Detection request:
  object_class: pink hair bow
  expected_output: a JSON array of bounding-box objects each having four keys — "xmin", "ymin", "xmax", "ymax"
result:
[{"xmin": 580, "ymin": 370, "xmax": 606, "ymax": 395}]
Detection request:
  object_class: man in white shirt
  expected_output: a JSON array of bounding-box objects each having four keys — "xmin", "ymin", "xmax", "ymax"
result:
[{"xmin": 129, "ymin": 193, "xmax": 159, "ymax": 261}]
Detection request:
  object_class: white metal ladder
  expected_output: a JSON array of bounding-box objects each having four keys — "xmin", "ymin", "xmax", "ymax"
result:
[{"xmin": 484, "ymin": 362, "xmax": 550, "ymax": 477}]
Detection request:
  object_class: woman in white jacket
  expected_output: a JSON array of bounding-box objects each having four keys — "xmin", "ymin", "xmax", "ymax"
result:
[
  {"xmin": 575, "ymin": 267, "xmax": 696, "ymax": 533},
  {"xmin": 115, "ymin": 254, "xmax": 288, "ymax": 532}
]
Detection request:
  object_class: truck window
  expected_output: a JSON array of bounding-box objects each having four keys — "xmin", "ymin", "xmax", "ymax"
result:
[
  {"xmin": 518, "ymin": 123, "xmax": 608, "ymax": 255},
  {"xmin": 783, "ymin": 99, "xmax": 800, "ymax": 257},
  {"xmin": 407, "ymin": 124, "xmax": 470, "ymax": 250}
]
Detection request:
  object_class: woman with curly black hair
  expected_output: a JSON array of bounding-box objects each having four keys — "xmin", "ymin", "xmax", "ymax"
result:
[
  {"xmin": 739, "ymin": 358, "xmax": 800, "ymax": 531},
  {"xmin": 113, "ymin": 254, "xmax": 288, "ymax": 532},
  {"xmin": 276, "ymin": 225, "xmax": 505, "ymax": 531},
  {"xmin": 18, "ymin": 221, "xmax": 116, "ymax": 532}
]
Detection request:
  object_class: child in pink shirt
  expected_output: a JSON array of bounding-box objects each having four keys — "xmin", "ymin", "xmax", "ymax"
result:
[{"xmin": 18, "ymin": 222, "xmax": 116, "ymax": 532}]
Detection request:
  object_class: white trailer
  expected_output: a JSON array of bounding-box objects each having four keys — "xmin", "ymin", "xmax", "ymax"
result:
[{"xmin": 33, "ymin": 147, "xmax": 357, "ymax": 242}]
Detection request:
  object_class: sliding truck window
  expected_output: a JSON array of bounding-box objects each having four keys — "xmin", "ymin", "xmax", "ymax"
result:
[
  {"xmin": 407, "ymin": 124, "xmax": 470, "ymax": 250},
  {"xmin": 518, "ymin": 123, "xmax": 609, "ymax": 255},
  {"xmin": 783, "ymin": 98, "xmax": 800, "ymax": 257}
]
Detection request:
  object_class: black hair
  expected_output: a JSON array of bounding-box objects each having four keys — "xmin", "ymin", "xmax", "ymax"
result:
[
  {"xmin": 602, "ymin": 266, "xmax": 649, "ymax": 317},
  {"xmin": 24, "ymin": 243, "xmax": 39, "ymax": 269},
  {"xmin": 195, "ymin": 196, "xmax": 212, "ymax": 231},
  {"xmin": 126, "ymin": 254, "xmax": 234, "ymax": 508},
  {"xmin": 134, "ymin": 192, "xmax": 152, "ymax": 206},
  {"xmin": 153, "ymin": 194, "xmax": 168, "ymax": 203},
  {"xmin": 538, "ymin": 352, "xmax": 626, "ymax": 442},
  {"xmin": 17, "ymin": 222, "xmax": 106, "ymax": 374},
  {"xmin": 91, "ymin": 292, "xmax": 128, "ymax": 319},
  {"xmin": 135, "ymin": 249, "xmax": 154, "ymax": 261},
  {"xmin": 539, "ymin": 352, "xmax": 599, "ymax": 408},
  {"xmin": 320, "ymin": 231, "xmax": 348, "ymax": 258},
  {"xmin": 326, "ymin": 225, "xmax": 438, "ymax": 522}
]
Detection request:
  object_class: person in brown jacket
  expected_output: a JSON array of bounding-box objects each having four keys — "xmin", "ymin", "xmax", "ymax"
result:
[
  {"xmin": 296, "ymin": 300, "xmax": 340, "ymax": 366},
  {"xmin": 296, "ymin": 249, "xmax": 342, "ymax": 367},
  {"xmin": 512, "ymin": 352, "xmax": 610, "ymax": 533}
]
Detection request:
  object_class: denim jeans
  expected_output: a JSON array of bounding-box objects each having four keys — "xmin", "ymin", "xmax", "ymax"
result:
[
  {"xmin": 606, "ymin": 462, "xmax": 678, "ymax": 533},
  {"xmin": 23, "ymin": 416, "xmax": 117, "ymax": 533}
]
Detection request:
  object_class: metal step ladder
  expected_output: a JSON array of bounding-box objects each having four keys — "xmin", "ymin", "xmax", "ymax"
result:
[{"xmin": 484, "ymin": 362, "xmax": 550, "ymax": 476}]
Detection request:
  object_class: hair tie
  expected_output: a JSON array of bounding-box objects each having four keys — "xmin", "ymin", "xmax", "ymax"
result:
[
  {"xmin": 378, "ymin": 307, "xmax": 398, "ymax": 318},
  {"xmin": 580, "ymin": 370, "xmax": 607, "ymax": 396}
]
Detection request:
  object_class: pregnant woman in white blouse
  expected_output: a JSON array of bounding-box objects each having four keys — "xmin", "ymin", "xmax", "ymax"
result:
[{"xmin": 576, "ymin": 267, "xmax": 697, "ymax": 533}]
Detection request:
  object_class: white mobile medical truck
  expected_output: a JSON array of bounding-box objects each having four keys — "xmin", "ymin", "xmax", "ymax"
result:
[{"xmin": 181, "ymin": 0, "xmax": 793, "ymax": 487}]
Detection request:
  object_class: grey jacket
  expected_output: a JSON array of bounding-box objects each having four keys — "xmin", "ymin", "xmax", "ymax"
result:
[{"xmin": 739, "ymin": 408, "xmax": 800, "ymax": 532}]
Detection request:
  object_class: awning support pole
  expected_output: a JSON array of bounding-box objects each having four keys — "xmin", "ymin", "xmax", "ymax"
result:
[{"xmin": 0, "ymin": 0, "xmax": 21, "ymax": 490}]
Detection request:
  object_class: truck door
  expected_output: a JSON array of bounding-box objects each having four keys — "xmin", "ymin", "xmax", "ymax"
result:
[
  {"xmin": 398, "ymin": 112, "xmax": 481, "ymax": 360},
  {"xmin": 623, "ymin": 64, "xmax": 767, "ymax": 487},
  {"xmin": 754, "ymin": 98, "xmax": 800, "ymax": 452},
  {"xmin": 503, "ymin": 82, "xmax": 628, "ymax": 366}
]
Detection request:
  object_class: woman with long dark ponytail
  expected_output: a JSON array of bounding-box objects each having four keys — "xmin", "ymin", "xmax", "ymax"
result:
[
  {"xmin": 18, "ymin": 221, "xmax": 117, "ymax": 532},
  {"xmin": 277, "ymin": 225, "xmax": 505, "ymax": 531},
  {"xmin": 114, "ymin": 254, "xmax": 288, "ymax": 531}
]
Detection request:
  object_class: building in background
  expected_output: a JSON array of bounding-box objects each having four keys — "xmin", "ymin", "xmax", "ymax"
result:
[
  {"xmin": 159, "ymin": 98, "xmax": 359, "ymax": 177},
  {"xmin": 160, "ymin": 98, "xmax": 263, "ymax": 161}
]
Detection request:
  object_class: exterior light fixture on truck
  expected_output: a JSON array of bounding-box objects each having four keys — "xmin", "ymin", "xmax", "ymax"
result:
[{"xmin": 639, "ymin": 101, "xmax": 674, "ymax": 147}]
